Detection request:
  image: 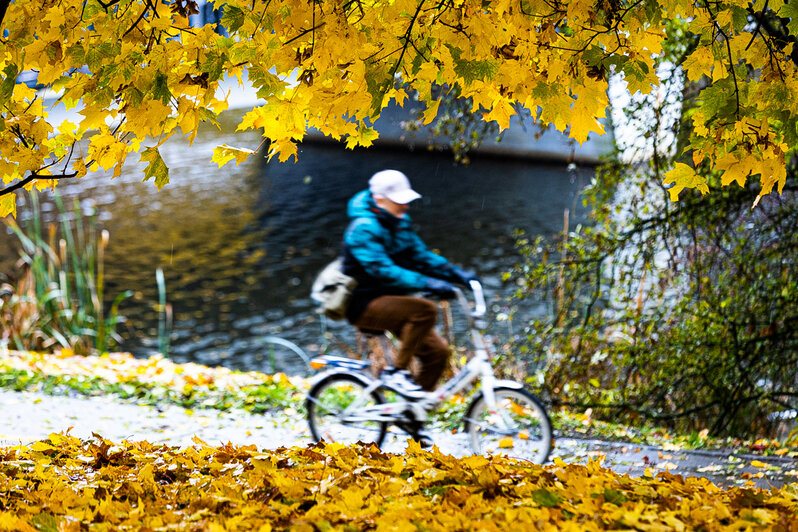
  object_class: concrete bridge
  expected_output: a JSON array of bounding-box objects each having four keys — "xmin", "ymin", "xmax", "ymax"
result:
[{"xmin": 37, "ymin": 73, "xmax": 615, "ymax": 166}]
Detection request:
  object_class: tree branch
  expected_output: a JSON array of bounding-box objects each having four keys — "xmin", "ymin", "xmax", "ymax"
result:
[
  {"xmin": 283, "ymin": 23, "xmax": 327, "ymax": 46},
  {"xmin": 703, "ymin": 0, "xmax": 740, "ymax": 119},
  {"xmin": 0, "ymin": 0, "xmax": 9, "ymax": 32},
  {"xmin": 0, "ymin": 172, "xmax": 79, "ymax": 197},
  {"xmin": 390, "ymin": 0, "xmax": 426, "ymax": 80}
]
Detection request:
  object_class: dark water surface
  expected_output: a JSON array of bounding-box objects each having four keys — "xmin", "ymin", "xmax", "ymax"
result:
[{"xmin": 1, "ymin": 111, "xmax": 592, "ymax": 371}]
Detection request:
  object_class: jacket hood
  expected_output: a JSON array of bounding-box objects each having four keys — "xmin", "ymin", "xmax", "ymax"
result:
[{"xmin": 347, "ymin": 190, "xmax": 376, "ymax": 219}]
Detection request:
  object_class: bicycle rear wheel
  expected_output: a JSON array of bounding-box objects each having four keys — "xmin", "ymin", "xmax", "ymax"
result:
[
  {"xmin": 307, "ymin": 373, "xmax": 388, "ymax": 446},
  {"xmin": 463, "ymin": 386, "xmax": 552, "ymax": 464}
]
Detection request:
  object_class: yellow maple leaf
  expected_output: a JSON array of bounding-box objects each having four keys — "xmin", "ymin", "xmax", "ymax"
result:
[
  {"xmin": 682, "ymin": 47, "xmax": 714, "ymax": 82},
  {"xmin": 345, "ymin": 125, "xmax": 379, "ymax": 149},
  {"xmin": 178, "ymin": 100, "xmax": 200, "ymax": 142},
  {"xmin": 0, "ymin": 194, "xmax": 17, "ymax": 218},
  {"xmin": 714, "ymin": 153, "xmax": 751, "ymax": 188},
  {"xmin": 212, "ymin": 144, "xmax": 256, "ymax": 167},
  {"xmin": 421, "ymin": 97, "xmax": 441, "ymax": 126},
  {"xmin": 663, "ymin": 162, "xmax": 709, "ymax": 201},
  {"xmin": 267, "ymin": 139, "xmax": 298, "ymax": 163},
  {"xmin": 483, "ymin": 98, "xmax": 515, "ymax": 131},
  {"xmin": 569, "ymin": 98, "xmax": 605, "ymax": 144},
  {"xmin": 498, "ymin": 437, "xmax": 515, "ymax": 448},
  {"xmin": 758, "ymin": 153, "xmax": 787, "ymax": 195}
]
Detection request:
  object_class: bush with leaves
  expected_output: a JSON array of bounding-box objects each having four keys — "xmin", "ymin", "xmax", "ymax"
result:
[
  {"xmin": 509, "ymin": 27, "xmax": 798, "ymax": 439},
  {"xmin": 512, "ymin": 164, "xmax": 798, "ymax": 438}
]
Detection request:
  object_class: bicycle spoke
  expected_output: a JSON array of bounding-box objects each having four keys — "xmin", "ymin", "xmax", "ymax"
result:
[
  {"xmin": 465, "ymin": 387, "xmax": 552, "ymax": 463},
  {"xmin": 307, "ymin": 373, "xmax": 387, "ymax": 446}
]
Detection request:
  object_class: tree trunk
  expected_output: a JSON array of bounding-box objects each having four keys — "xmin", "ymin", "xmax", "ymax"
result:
[{"xmin": 0, "ymin": 0, "xmax": 10, "ymax": 32}]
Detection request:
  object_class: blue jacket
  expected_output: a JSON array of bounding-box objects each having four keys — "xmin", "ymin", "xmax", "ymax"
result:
[{"xmin": 341, "ymin": 190, "xmax": 456, "ymax": 321}]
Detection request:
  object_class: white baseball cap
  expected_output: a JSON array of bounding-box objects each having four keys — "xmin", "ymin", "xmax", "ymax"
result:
[{"xmin": 369, "ymin": 170, "xmax": 422, "ymax": 204}]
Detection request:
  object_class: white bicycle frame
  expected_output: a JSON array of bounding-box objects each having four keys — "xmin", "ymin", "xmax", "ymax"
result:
[{"xmin": 312, "ymin": 280, "xmax": 522, "ymax": 426}]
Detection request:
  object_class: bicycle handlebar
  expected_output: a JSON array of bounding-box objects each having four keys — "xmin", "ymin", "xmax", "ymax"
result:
[{"xmin": 452, "ymin": 280, "xmax": 486, "ymax": 320}]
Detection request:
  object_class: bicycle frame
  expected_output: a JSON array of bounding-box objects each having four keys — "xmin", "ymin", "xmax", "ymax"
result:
[{"xmin": 309, "ymin": 280, "xmax": 522, "ymax": 425}]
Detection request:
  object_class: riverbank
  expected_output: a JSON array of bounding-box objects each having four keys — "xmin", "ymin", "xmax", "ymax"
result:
[{"xmin": 1, "ymin": 349, "xmax": 796, "ymax": 489}]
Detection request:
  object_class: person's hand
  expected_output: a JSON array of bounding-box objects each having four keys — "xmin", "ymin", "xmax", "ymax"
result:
[
  {"xmin": 424, "ymin": 278, "xmax": 457, "ymax": 299},
  {"xmin": 449, "ymin": 265, "xmax": 479, "ymax": 286}
]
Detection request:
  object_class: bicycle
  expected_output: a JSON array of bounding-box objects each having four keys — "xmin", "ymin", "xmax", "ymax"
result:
[
  {"xmin": 259, "ymin": 335, "xmax": 312, "ymax": 377},
  {"xmin": 304, "ymin": 280, "xmax": 553, "ymax": 464}
]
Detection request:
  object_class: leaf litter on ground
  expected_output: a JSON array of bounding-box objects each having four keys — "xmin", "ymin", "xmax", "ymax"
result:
[
  {"xmin": 1, "ymin": 433, "xmax": 798, "ymax": 531},
  {"xmin": 3, "ymin": 349, "xmax": 797, "ymax": 459}
]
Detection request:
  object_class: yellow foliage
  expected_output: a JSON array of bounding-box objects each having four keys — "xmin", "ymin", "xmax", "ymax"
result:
[
  {"xmin": 663, "ymin": 163, "xmax": 710, "ymax": 202},
  {"xmin": 1, "ymin": 435, "xmax": 798, "ymax": 531},
  {"xmin": 1, "ymin": 0, "xmax": 797, "ymax": 210}
]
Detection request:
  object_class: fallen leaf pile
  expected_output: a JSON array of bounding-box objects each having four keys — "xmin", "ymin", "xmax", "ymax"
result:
[
  {"xmin": 2, "ymin": 434, "xmax": 798, "ymax": 531},
  {"xmin": 0, "ymin": 349, "xmax": 307, "ymax": 413}
]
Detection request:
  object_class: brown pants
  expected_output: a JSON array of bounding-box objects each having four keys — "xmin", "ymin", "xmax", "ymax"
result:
[{"xmin": 351, "ymin": 296, "xmax": 449, "ymax": 391}]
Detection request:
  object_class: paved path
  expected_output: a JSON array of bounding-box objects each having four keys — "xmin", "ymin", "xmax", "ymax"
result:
[{"xmin": 1, "ymin": 389, "xmax": 795, "ymax": 489}]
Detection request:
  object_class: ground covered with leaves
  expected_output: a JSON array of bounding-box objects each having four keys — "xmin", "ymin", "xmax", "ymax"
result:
[
  {"xmin": 2, "ymin": 349, "xmax": 797, "ymax": 458},
  {"xmin": 1, "ymin": 434, "xmax": 797, "ymax": 531}
]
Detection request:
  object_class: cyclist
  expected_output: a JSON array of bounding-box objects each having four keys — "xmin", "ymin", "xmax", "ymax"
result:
[{"xmin": 340, "ymin": 169, "xmax": 478, "ymax": 395}]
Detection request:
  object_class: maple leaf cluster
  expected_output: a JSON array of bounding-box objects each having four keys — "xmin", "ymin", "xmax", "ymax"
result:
[
  {"xmin": 1, "ymin": 434, "xmax": 798, "ymax": 530},
  {"xmin": 1, "ymin": 0, "xmax": 797, "ymax": 216}
]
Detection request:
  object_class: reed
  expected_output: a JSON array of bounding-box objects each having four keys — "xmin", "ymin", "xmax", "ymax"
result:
[
  {"xmin": 1, "ymin": 191, "xmax": 132, "ymax": 355},
  {"xmin": 156, "ymin": 267, "xmax": 172, "ymax": 358}
]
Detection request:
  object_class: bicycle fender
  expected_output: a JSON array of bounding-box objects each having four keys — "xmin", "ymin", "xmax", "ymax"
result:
[{"xmin": 309, "ymin": 368, "xmax": 374, "ymax": 388}]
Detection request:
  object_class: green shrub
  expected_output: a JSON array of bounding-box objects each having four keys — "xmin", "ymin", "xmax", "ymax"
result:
[{"xmin": 507, "ymin": 23, "xmax": 798, "ymax": 438}]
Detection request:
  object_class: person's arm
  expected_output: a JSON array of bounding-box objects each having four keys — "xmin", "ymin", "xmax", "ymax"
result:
[
  {"xmin": 344, "ymin": 219, "xmax": 428, "ymax": 290},
  {"xmin": 405, "ymin": 232, "xmax": 478, "ymax": 285}
]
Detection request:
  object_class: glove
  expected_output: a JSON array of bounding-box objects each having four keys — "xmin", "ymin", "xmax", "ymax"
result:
[
  {"xmin": 424, "ymin": 278, "xmax": 457, "ymax": 299},
  {"xmin": 448, "ymin": 265, "xmax": 479, "ymax": 286}
]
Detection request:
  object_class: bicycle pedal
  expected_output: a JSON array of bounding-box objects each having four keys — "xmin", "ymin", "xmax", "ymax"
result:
[{"xmin": 380, "ymin": 368, "xmax": 427, "ymax": 398}]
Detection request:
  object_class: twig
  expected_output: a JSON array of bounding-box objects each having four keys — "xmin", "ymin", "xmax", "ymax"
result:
[{"xmin": 0, "ymin": 172, "xmax": 80, "ymax": 197}]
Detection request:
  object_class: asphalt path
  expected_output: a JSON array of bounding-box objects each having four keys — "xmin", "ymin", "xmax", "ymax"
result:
[{"xmin": 1, "ymin": 389, "xmax": 795, "ymax": 489}]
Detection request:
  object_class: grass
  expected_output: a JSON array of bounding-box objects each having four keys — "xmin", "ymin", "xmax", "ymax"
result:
[{"xmin": 1, "ymin": 191, "xmax": 131, "ymax": 355}]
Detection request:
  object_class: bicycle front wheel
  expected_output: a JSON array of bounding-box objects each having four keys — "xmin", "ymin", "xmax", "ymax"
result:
[
  {"xmin": 307, "ymin": 373, "xmax": 388, "ymax": 446},
  {"xmin": 463, "ymin": 386, "xmax": 552, "ymax": 464}
]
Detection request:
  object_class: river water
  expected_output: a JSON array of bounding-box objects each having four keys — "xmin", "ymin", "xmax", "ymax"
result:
[{"xmin": 1, "ymin": 111, "xmax": 592, "ymax": 372}]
